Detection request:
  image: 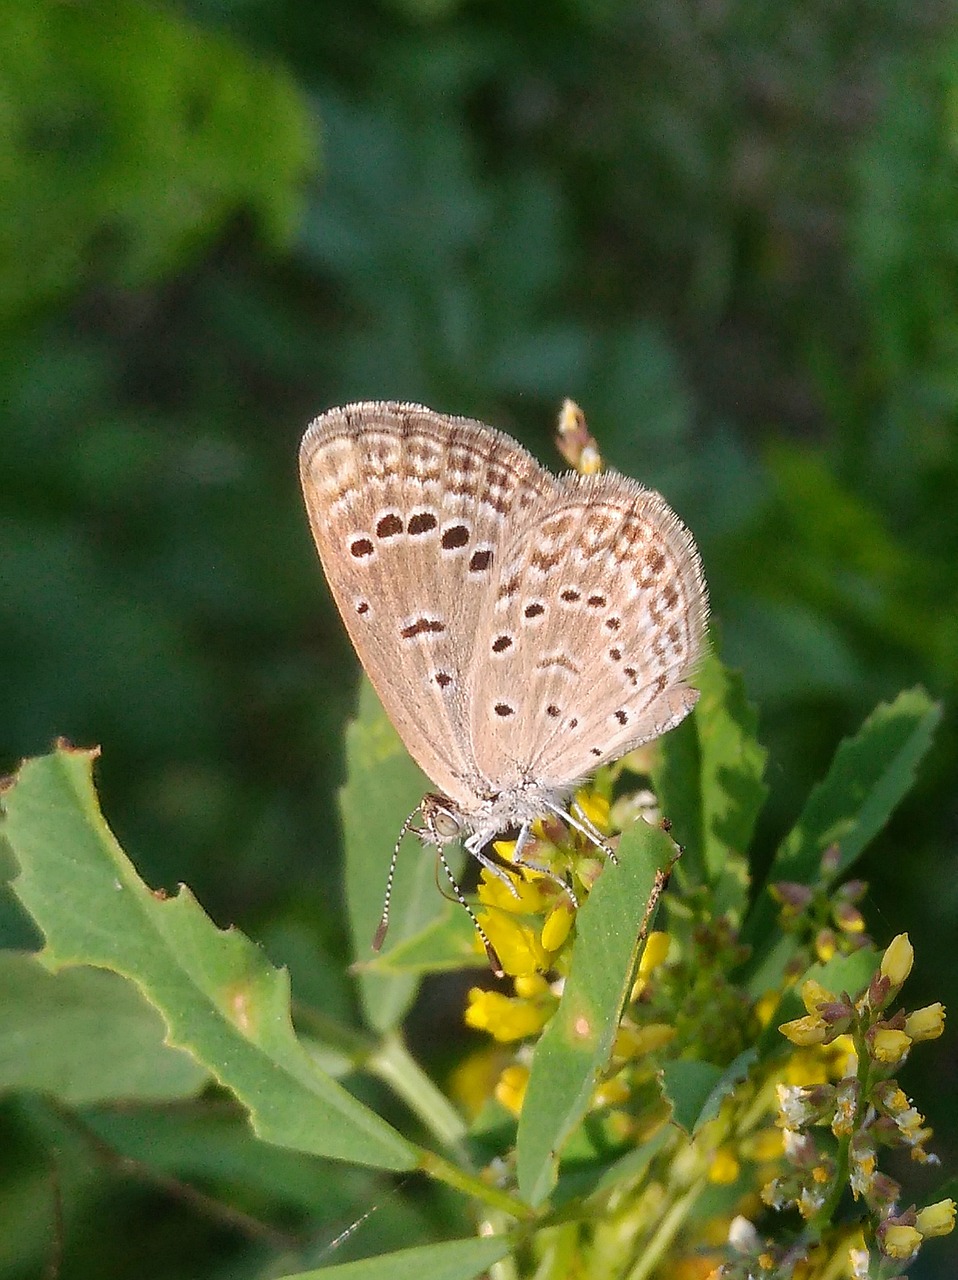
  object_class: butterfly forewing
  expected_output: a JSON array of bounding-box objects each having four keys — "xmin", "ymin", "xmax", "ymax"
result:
[
  {"xmin": 299, "ymin": 402, "xmax": 554, "ymax": 809},
  {"xmin": 466, "ymin": 470, "xmax": 708, "ymax": 788}
]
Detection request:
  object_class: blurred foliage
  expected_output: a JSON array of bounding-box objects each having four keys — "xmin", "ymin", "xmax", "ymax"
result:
[{"xmin": 1, "ymin": 0, "xmax": 956, "ymax": 1275}]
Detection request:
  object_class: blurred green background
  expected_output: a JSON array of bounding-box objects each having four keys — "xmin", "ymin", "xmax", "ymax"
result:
[{"xmin": 2, "ymin": 0, "xmax": 956, "ymax": 1275}]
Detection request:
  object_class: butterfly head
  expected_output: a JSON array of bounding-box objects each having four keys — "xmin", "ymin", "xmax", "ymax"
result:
[{"xmin": 418, "ymin": 792, "xmax": 466, "ymax": 846}]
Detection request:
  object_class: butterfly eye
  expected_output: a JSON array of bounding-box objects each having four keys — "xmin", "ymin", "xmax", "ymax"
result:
[{"xmin": 432, "ymin": 808, "xmax": 461, "ymax": 839}]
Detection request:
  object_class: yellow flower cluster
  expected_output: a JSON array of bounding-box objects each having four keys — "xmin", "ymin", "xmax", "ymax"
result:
[{"xmin": 770, "ymin": 934, "xmax": 953, "ymax": 1271}]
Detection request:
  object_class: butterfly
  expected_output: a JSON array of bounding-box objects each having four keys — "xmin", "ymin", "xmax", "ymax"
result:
[{"xmin": 300, "ymin": 402, "xmax": 708, "ymax": 966}]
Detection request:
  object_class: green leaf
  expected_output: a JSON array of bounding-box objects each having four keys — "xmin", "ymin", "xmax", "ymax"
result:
[
  {"xmin": 653, "ymin": 655, "xmax": 767, "ymax": 919},
  {"xmin": 661, "ymin": 1049, "xmax": 756, "ymax": 1136},
  {"xmin": 0, "ymin": 951, "xmax": 209, "ymax": 1104},
  {"xmin": 3, "ymin": 745, "xmax": 416, "ymax": 1172},
  {"xmin": 343, "ymin": 677, "xmax": 462, "ymax": 1030},
  {"xmin": 280, "ymin": 1235, "xmax": 512, "ymax": 1280},
  {"xmin": 744, "ymin": 688, "xmax": 941, "ymax": 991},
  {"xmin": 516, "ymin": 819, "xmax": 677, "ymax": 1206},
  {"xmin": 85, "ymin": 1103, "xmax": 406, "ymax": 1219}
]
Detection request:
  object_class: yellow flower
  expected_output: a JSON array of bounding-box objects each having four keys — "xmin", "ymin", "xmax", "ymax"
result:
[
  {"xmin": 477, "ymin": 910, "xmax": 550, "ymax": 976},
  {"xmin": 541, "ymin": 900, "xmax": 574, "ymax": 951},
  {"xmin": 631, "ymin": 930, "xmax": 671, "ymax": 998},
  {"xmin": 871, "ymin": 1028, "xmax": 912, "ymax": 1064},
  {"xmin": 880, "ymin": 933, "xmax": 914, "ymax": 987},
  {"xmin": 614, "ymin": 1022, "xmax": 676, "ymax": 1058},
  {"xmin": 800, "ymin": 978, "xmax": 834, "ymax": 1016},
  {"xmin": 904, "ymin": 1002, "xmax": 945, "ymax": 1042},
  {"xmin": 464, "ymin": 988, "xmax": 552, "ymax": 1042},
  {"xmin": 754, "ymin": 991, "xmax": 780, "ymax": 1029},
  {"xmin": 742, "ymin": 1127, "xmax": 784, "ymax": 1162},
  {"xmin": 780, "ymin": 1015, "xmax": 829, "ymax": 1047},
  {"xmin": 709, "ymin": 1148, "xmax": 740, "ymax": 1184},
  {"xmin": 495, "ymin": 1063, "xmax": 529, "ymax": 1116},
  {"xmin": 641, "ymin": 930, "xmax": 671, "ymax": 972},
  {"xmin": 475, "ymin": 868, "xmax": 555, "ymax": 975},
  {"xmin": 915, "ymin": 1199, "xmax": 956, "ymax": 1238},
  {"xmin": 448, "ymin": 1047, "xmax": 507, "ymax": 1117},
  {"xmin": 825, "ymin": 1034, "xmax": 857, "ymax": 1079},
  {"xmin": 477, "ymin": 866, "xmax": 550, "ymax": 914},
  {"xmin": 814, "ymin": 929, "xmax": 837, "ymax": 963},
  {"xmin": 514, "ymin": 972, "xmax": 550, "ymax": 1000},
  {"xmin": 593, "ymin": 1073, "xmax": 631, "ymax": 1108},
  {"xmin": 881, "ymin": 1224, "xmax": 921, "ymax": 1259},
  {"xmin": 783, "ymin": 1035, "xmax": 855, "ymax": 1085}
]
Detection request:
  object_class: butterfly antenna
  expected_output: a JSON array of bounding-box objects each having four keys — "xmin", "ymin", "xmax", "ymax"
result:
[
  {"xmin": 434, "ymin": 846, "xmax": 503, "ymax": 978},
  {"xmin": 373, "ymin": 805, "xmax": 421, "ymax": 952}
]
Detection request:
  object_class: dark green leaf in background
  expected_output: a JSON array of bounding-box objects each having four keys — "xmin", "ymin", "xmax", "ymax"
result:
[
  {"xmin": 653, "ymin": 654, "xmax": 767, "ymax": 919},
  {"xmin": 0, "ymin": 953, "xmax": 209, "ymax": 1105},
  {"xmin": 744, "ymin": 687, "xmax": 941, "ymax": 993},
  {"xmin": 342, "ymin": 677, "xmax": 470, "ymax": 1032}
]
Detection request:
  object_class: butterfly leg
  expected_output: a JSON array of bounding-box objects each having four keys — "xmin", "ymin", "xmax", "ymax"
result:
[
  {"xmin": 544, "ymin": 798, "xmax": 619, "ymax": 865},
  {"xmin": 463, "ymin": 832, "xmax": 523, "ymax": 898},
  {"xmin": 510, "ymin": 820, "xmax": 580, "ymax": 908}
]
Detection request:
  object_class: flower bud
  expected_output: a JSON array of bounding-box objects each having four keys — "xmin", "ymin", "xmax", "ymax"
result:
[
  {"xmin": 915, "ymin": 1199, "xmax": 956, "ymax": 1238},
  {"xmin": 903, "ymin": 1002, "xmax": 945, "ymax": 1042},
  {"xmin": 880, "ymin": 933, "xmax": 914, "ymax": 987}
]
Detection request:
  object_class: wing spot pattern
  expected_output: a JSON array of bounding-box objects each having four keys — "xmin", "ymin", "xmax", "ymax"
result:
[
  {"xmin": 376, "ymin": 513, "xmax": 403, "ymax": 538},
  {"xmin": 407, "ymin": 511, "xmax": 438, "ymax": 536},
  {"xmin": 400, "ymin": 617, "xmax": 446, "ymax": 639},
  {"xmin": 536, "ymin": 654, "xmax": 579, "ymax": 675},
  {"xmin": 440, "ymin": 523, "xmax": 470, "ymax": 550}
]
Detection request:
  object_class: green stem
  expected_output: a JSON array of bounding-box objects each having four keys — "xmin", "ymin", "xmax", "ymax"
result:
[
  {"xmin": 811, "ymin": 1035, "xmax": 871, "ymax": 1232},
  {"xmin": 367, "ymin": 1031, "xmax": 468, "ymax": 1151},
  {"xmin": 417, "ymin": 1149, "xmax": 536, "ymax": 1222},
  {"xmin": 623, "ymin": 1174, "xmax": 708, "ymax": 1280}
]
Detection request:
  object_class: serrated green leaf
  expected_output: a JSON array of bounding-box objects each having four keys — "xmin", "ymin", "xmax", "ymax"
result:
[
  {"xmin": 516, "ymin": 819, "xmax": 677, "ymax": 1206},
  {"xmin": 0, "ymin": 952, "xmax": 209, "ymax": 1104},
  {"xmin": 653, "ymin": 655, "xmax": 767, "ymax": 919},
  {"xmin": 3, "ymin": 746, "xmax": 416, "ymax": 1172},
  {"xmin": 661, "ymin": 1049, "xmax": 756, "ymax": 1136},
  {"xmin": 280, "ymin": 1234, "xmax": 512, "ymax": 1280},
  {"xmin": 744, "ymin": 688, "xmax": 940, "ymax": 992},
  {"xmin": 342, "ymin": 678, "xmax": 463, "ymax": 1030}
]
